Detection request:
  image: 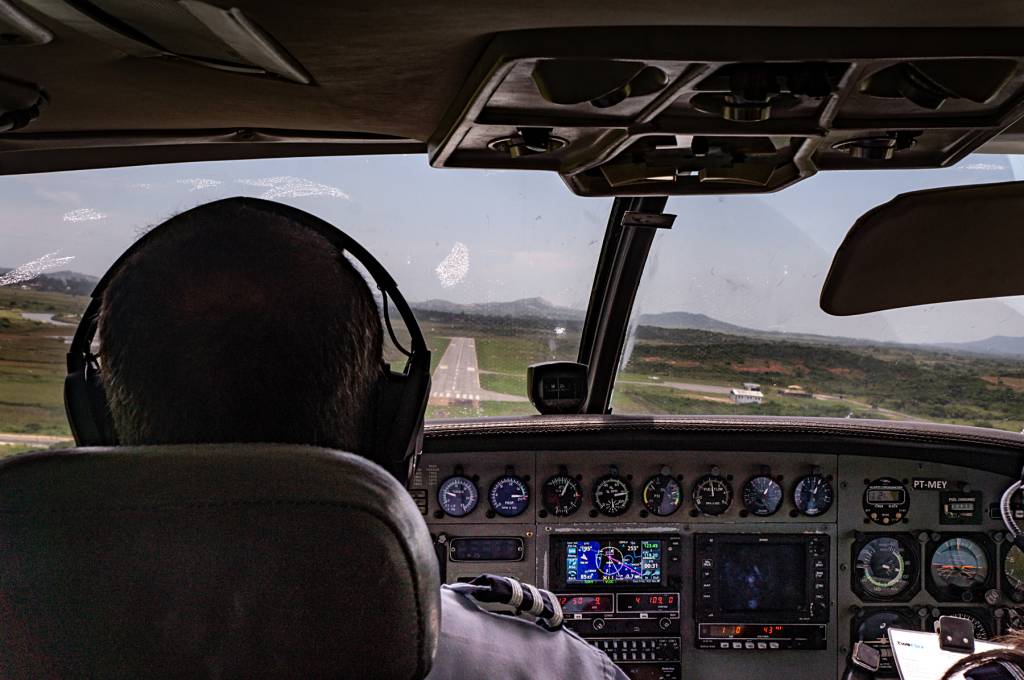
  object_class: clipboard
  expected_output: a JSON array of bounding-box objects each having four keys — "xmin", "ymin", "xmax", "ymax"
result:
[{"xmin": 889, "ymin": 626, "xmax": 1011, "ymax": 680}]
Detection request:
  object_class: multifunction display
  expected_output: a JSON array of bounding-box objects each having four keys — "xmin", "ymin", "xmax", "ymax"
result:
[
  {"xmin": 695, "ymin": 533, "xmax": 829, "ymax": 650},
  {"xmin": 566, "ymin": 538, "xmax": 663, "ymax": 585},
  {"xmin": 718, "ymin": 542, "xmax": 806, "ymax": 612}
]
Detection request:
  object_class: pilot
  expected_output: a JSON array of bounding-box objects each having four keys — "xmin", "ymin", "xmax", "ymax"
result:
[{"xmin": 94, "ymin": 198, "xmax": 627, "ymax": 680}]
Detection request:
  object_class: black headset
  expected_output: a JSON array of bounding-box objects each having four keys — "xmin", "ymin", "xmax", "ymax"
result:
[{"xmin": 64, "ymin": 196, "xmax": 431, "ymax": 484}]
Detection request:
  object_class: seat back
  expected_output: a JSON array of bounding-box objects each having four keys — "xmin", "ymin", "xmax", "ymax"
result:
[{"xmin": 0, "ymin": 444, "xmax": 441, "ymax": 680}]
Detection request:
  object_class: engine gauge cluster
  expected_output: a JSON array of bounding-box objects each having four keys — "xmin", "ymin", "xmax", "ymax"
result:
[
  {"xmin": 693, "ymin": 473, "xmax": 733, "ymax": 516},
  {"xmin": 432, "ymin": 460, "xmax": 839, "ymax": 520},
  {"xmin": 489, "ymin": 475, "xmax": 530, "ymax": 517},
  {"xmin": 642, "ymin": 473, "xmax": 683, "ymax": 516},
  {"xmin": 593, "ymin": 474, "xmax": 633, "ymax": 517},
  {"xmin": 794, "ymin": 473, "xmax": 834, "ymax": 516},
  {"xmin": 436, "ymin": 469, "xmax": 532, "ymax": 519},
  {"xmin": 741, "ymin": 474, "xmax": 784, "ymax": 517},
  {"xmin": 542, "ymin": 474, "xmax": 583, "ymax": 517}
]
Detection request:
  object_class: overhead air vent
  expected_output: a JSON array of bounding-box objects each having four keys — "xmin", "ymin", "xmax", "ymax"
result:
[
  {"xmin": 832, "ymin": 131, "xmax": 920, "ymax": 161},
  {"xmin": 690, "ymin": 62, "xmax": 845, "ymax": 122},
  {"xmin": 531, "ymin": 60, "xmax": 667, "ymax": 109},
  {"xmin": 488, "ymin": 128, "xmax": 567, "ymax": 158},
  {"xmin": 595, "ymin": 135, "xmax": 797, "ymax": 190},
  {"xmin": 21, "ymin": 0, "xmax": 312, "ymax": 83},
  {"xmin": 859, "ymin": 60, "xmax": 1016, "ymax": 110},
  {"xmin": 0, "ymin": 0, "xmax": 52, "ymax": 45}
]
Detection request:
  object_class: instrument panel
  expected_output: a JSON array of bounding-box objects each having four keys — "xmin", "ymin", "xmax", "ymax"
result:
[{"xmin": 413, "ymin": 449, "xmax": 1022, "ymax": 680}]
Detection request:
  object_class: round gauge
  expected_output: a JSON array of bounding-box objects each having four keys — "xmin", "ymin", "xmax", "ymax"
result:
[
  {"xmin": 793, "ymin": 474, "xmax": 834, "ymax": 516},
  {"xmin": 930, "ymin": 537, "xmax": 989, "ymax": 590},
  {"xmin": 855, "ymin": 537, "xmax": 915, "ymax": 599},
  {"xmin": 856, "ymin": 609, "xmax": 917, "ymax": 675},
  {"xmin": 541, "ymin": 474, "xmax": 583, "ymax": 517},
  {"xmin": 593, "ymin": 475, "xmax": 632, "ymax": 517},
  {"xmin": 693, "ymin": 474, "xmax": 733, "ymax": 516},
  {"xmin": 742, "ymin": 475, "xmax": 784, "ymax": 517},
  {"xmin": 1005, "ymin": 545, "xmax": 1024, "ymax": 596},
  {"xmin": 863, "ymin": 478, "xmax": 910, "ymax": 525},
  {"xmin": 488, "ymin": 475, "xmax": 530, "ymax": 517},
  {"xmin": 939, "ymin": 612, "xmax": 991, "ymax": 641},
  {"xmin": 437, "ymin": 475, "xmax": 479, "ymax": 517},
  {"xmin": 642, "ymin": 474, "xmax": 682, "ymax": 516}
]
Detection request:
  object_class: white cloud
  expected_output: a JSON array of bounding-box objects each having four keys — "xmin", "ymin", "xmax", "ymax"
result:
[
  {"xmin": 33, "ymin": 188, "xmax": 82, "ymax": 205},
  {"xmin": 435, "ymin": 242, "xmax": 469, "ymax": 288},
  {"xmin": 236, "ymin": 176, "xmax": 350, "ymax": 200},
  {"xmin": 62, "ymin": 208, "xmax": 107, "ymax": 222},
  {"xmin": 959, "ymin": 162, "xmax": 1007, "ymax": 171},
  {"xmin": 0, "ymin": 252, "xmax": 76, "ymax": 286},
  {"xmin": 176, "ymin": 178, "xmax": 222, "ymax": 191}
]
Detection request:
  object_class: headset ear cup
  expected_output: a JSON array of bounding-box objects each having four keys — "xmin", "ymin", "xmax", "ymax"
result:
[
  {"xmin": 63, "ymin": 365, "xmax": 117, "ymax": 446},
  {"xmin": 372, "ymin": 367, "xmax": 430, "ymax": 486}
]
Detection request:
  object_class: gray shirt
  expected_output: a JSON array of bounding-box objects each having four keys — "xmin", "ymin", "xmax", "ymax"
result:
[{"xmin": 427, "ymin": 585, "xmax": 628, "ymax": 680}]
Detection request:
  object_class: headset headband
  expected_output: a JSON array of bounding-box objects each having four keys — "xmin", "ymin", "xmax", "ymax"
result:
[
  {"xmin": 65, "ymin": 197, "xmax": 431, "ymax": 483},
  {"xmin": 69, "ymin": 196, "xmax": 428, "ymax": 375}
]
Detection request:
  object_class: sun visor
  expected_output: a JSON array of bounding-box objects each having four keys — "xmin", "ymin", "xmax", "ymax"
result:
[
  {"xmin": 820, "ymin": 180, "xmax": 1024, "ymax": 316},
  {"xmin": 20, "ymin": 0, "xmax": 312, "ymax": 84}
]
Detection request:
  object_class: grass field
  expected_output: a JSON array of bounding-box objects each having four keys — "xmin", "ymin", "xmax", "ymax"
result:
[
  {"xmin": 0, "ymin": 291, "xmax": 87, "ymax": 439},
  {"xmin": 4, "ymin": 286, "xmax": 1024, "ymax": 446}
]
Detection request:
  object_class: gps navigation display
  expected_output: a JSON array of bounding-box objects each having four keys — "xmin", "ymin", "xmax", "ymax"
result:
[{"xmin": 566, "ymin": 538, "xmax": 662, "ymax": 585}]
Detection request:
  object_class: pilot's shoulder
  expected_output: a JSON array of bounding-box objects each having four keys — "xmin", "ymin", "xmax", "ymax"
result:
[{"xmin": 428, "ymin": 583, "xmax": 627, "ymax": 680}]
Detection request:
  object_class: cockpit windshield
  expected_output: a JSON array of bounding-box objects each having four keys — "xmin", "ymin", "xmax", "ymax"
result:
[
  {"xmin": 615, "ymin": 154, "xmax": 1024, "ymax": 431},
  {"xmin": 0, "ymin": 155, "xmax": 604, "ymax": 453},
  {"xmin": 4, "ymin": 152, "xmax": 1024, "ymax": 456}
]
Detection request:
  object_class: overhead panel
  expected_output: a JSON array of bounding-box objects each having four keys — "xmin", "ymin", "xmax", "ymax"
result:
[{"xmin": 428, "ymin": 28, "xmax": 1024, "ymax": 196}]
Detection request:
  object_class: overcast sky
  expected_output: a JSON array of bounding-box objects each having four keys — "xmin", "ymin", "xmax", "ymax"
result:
[{"xmin": 0, "ymin": 153, "xmax": 1022, "ymax": 345}]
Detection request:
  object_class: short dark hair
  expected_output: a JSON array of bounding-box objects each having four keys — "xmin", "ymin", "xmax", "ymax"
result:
[{"xmin": 98, "ymin": 200, "xmax": 383, "ymax": 453}]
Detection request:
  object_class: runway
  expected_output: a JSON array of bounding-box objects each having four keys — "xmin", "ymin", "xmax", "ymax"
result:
[{"xmin": 429, "ymin": 337, "xmax": 527, "ymax": 403}]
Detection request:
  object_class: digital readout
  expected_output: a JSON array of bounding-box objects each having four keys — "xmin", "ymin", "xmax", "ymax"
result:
[
  {"xmin": 867, "ymin": 489, "xmax": 904, "ymax": 504},
  {"xmin": 617, "ymin": 592, "xmax": 679, "ymax": 612},
  {"xmin": 557, "ymin": 594, "xmax": 614, "ymax": 614},
  {"xmin": 703, "ymin": 624, "xmax": 793, "ymax": 639},
  {"xmin": 566, "ymin": 538, "xmax": 662, "ymax": 585},
  {"xmin": 449, "ymin": 538, "xmax": 523, "ymax": 561}
]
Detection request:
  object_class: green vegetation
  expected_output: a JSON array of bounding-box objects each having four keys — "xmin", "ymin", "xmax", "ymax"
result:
[
  {"xmin": 427, "ymin": 400, "xmax": 536, "ymax": 419},
  {"xmin": 0, "ymin": 293, "xmax": 84, "ymax": 439},
  {"xmin": 615, "ymin": 326, "xmax": 1024, "ymax": 429},
  {"xmin": 3, "ymin": 286, "xmax": 1024, "ymax": 437},
  {"xmin": 479, "ymin": 371, "xmax": 527, "ymax": 398}
]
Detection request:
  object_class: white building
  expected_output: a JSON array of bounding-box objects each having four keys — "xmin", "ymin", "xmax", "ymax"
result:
[{"xmin": 730, "ymin": 388, "xmax": 764, "ymax": 405}]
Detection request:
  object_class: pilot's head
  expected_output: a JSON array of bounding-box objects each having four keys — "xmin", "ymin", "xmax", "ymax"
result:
[{"xmin": 97, "ymin": 199, "xmax": 383, "ymax": 452}]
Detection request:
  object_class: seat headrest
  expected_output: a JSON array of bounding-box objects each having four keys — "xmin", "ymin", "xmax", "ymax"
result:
[{"xmin": 0, "ymin": 444, "xmax": 441, "ymax": 679}]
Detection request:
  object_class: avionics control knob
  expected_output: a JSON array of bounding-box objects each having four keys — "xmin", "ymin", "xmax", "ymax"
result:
[
  {"xmin": 592, "ymin": 618, "xmax": 606, "ymax": 631},
  {"xmin": 658, "ymin": 617, "xmax": 672, "ymax": 631}
]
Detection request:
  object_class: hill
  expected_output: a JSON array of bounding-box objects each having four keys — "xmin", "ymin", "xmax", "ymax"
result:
[
  {"xmin": 937, "ymin": 335, "xmax": 1024, "ymax": 358},
  {"xmin": 0, "ymin": 268, "xmax": 98, "ymax": 296}
]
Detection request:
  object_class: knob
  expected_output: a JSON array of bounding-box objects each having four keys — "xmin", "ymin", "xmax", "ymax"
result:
[
  {"xmin": 658, "ymin": 617, "xmax": 672, "ymax": 631},
  {"xmin": 592, "ymin": 618, "xmax": 606, "ymax": 631}
]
